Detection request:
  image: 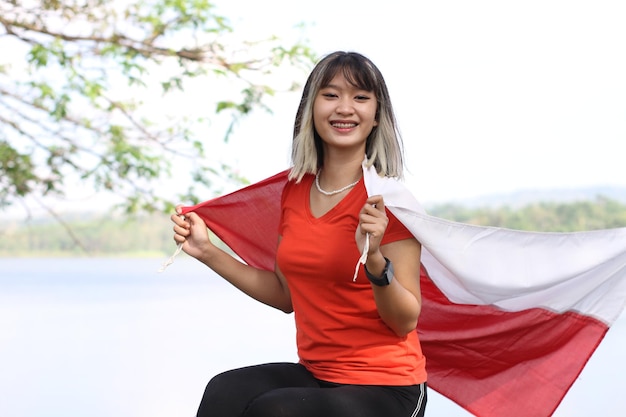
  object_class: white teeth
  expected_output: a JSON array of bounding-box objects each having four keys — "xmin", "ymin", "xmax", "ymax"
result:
[{"xmin": 332, "ymin": 122, "xmax": 356, "ymax": 128}]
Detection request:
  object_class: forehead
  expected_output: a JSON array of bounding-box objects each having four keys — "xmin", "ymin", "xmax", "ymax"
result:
[
  {"xmin": 319, "ymin": 64, "xmax": 376, "ymax": 92},
  {"xmin": 322, "ymin": 73, "xmax": 368, "ymax": 90}
]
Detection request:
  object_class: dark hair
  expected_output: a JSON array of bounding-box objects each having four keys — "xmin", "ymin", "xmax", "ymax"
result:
[{"xmin": 290, "ymin": 51, "xmax": 404, "ymax": 180}]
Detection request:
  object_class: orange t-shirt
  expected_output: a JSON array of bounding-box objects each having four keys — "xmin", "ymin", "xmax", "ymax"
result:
[{"xmin": 276, "ymin": 174, "xmax": 427, "ymax": 385}]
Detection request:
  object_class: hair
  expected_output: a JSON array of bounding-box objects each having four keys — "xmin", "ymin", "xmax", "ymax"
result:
[{"xmin": 289, "ymin": 51, "xmax": 405, "ymax": 182}]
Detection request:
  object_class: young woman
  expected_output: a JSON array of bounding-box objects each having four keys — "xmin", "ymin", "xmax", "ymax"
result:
[{"xmin": 171, "ymin": 51, "xmax": 427, "ymax": 417}]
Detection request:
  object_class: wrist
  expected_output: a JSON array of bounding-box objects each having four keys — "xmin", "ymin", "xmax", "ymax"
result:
[
  {"xmin": 364, "ymin": 256, "xmax": 394, "ymax": 286},
  {"xmin": 364, "ymin": 252, "xmax": 386, "ymax": 277},
  {"xmin": 196, "ymin": 241, "xmax": 219, "ymax": 264}
]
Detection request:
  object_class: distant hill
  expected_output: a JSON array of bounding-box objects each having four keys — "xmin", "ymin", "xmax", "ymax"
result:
[{"xmin": 425, "ymin": 185, "xmax": 626, "ymax": 210}]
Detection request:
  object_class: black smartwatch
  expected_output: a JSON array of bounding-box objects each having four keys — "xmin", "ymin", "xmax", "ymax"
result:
[{"xmin": 364, "ymin": 257, "xmax": 394, "ymax": 286}]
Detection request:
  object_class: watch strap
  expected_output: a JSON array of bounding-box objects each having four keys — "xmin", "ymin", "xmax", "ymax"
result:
[{"xmin": 364, "ymin": 257, "xmax": 393, "ymax": 286}]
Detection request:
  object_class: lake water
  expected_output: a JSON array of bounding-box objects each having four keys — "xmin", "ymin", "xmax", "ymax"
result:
[{"xmin": 1, "ymin": 257, "xmax": 624, "ymax": 417}]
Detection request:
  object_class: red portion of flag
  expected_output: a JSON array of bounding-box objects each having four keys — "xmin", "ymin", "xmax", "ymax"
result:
[
  {"xmin": 181, "ymin": 170, "xmax": 289, "ymax": 270},
  {"xmin": 181, "ymin": 172, "xmax": 609, "ymax": 417},
  {"xmin": 418, "ymin": 265, "xmax": 607, "ymax": 416}
]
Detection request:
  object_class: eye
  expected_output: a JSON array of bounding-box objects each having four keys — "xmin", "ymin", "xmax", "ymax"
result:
[
  {"xmin": 321, "ymin": 92, "xmax": 338, "ymax": 98},
  {"xmin": 355, "ymin": 95, "xmax": 371, "ymax": 101}
]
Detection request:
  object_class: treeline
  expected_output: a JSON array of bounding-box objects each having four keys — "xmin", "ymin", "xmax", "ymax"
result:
[
  {"xmin": 1, "ymin": 196, "xmax": 625, "ymax": 257},
  {"xmin": 0, "ymin": 213, "xmax": 180, "ymax": 257},
  {"xmin": 427, "ymin": 196, "xmax": 626, "ymax": 232}
]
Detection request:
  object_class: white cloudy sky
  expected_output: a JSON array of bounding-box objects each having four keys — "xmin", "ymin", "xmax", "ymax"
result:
[
  {"xmin": 2, "ymin": 0, "xmax": 624, "ymax": 217},
  {"xmin": 212, "ymin": 0, "xmax": 625, "ymax": 204}
]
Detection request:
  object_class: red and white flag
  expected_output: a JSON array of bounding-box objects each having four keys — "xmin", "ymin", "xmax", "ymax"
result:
[{"xmin": 181, "ymin": 163, "xmax": 626, "ymax": 417}]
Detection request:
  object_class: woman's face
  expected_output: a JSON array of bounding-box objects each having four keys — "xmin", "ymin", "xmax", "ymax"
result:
[{"xmin": 313, "ymin": 72, "xmax": 378, "ymax": 152}]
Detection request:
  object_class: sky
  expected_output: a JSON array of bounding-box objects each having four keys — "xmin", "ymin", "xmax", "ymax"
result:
[
  {"xmin": 3, "ymin": 0, "xmax": 625, "ymax": 218},
  {"xmin": 208, "ymin": 0, "xmax": 626, "ymax": 205}
]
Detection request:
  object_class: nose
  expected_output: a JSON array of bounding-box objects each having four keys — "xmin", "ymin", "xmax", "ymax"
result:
[{"xmin": 335, "ymin": 97, "xmax": 355, "ymax": 115}]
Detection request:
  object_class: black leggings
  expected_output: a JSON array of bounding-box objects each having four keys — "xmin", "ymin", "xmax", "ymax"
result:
[{"xmin": 196, "ymin": 362, "xmax": 427, "ymax": 417}]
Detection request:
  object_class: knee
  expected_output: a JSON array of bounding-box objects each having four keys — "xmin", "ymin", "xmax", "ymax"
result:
[
  {"xmin": 197, "ymin": 369, "xmax": 248, "ymax": 416},
  {"xmin": 205, "ymin": 367, "xmax": 245, "ymax": 392}
]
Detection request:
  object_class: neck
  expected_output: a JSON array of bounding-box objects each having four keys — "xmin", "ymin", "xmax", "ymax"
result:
[
  {"xmin": 317, "ymin": 156, "xmax": 363, "ymax": 195},
  {"xmin": 321, "ymin": 151, "xmax": 364, "ymax": 179}
]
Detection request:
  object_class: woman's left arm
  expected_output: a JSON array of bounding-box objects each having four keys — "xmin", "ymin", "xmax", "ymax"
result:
[
  {"xmin": 371, "ymin": 239, "xmax": 422, "ymax": 336},
  {"xmin": 358, "ymin": 195, "xmax": 422, "ymax": 337}
]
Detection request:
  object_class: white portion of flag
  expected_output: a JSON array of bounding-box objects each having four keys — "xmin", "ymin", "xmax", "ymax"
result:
[{"xmin": 362, "ymin": 161, "xmax": 626, "ymax": 325}]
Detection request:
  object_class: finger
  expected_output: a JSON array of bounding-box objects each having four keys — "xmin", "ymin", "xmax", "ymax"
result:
[
  {"xmin": 360, "ymin": 223, "xmax": 385, "ymax": 239},
  {"xmin": 173, "ymin": 222, "xmax": 190, "ymax": 235},
  {"xmin": 170, "ymin": 213, "xmax": 184, "ymax": 225},
  {"xmin": 367, "ymin": 195, "xmax": 385, "ymax": 213},
  {"xmin": 185, "ymin": 211, "xmax": 203, "ymax": 226},
  {"xmin": 171, "ymin": 215, "xmax": 191, "ymax": 232}
]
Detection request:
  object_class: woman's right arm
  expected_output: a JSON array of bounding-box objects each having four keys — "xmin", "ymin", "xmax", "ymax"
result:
[{"xmin": 171, "ymin": 210, "xmax": 292, "ymax": 313}]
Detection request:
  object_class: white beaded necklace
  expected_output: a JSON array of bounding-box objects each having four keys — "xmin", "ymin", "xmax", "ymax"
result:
[{"xmin": 315, "ymin": 172, "xmax": 360, "ymax": 196}]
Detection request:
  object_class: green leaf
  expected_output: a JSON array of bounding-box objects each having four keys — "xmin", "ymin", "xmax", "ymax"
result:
[{"xmin": 28, "ymin": 44, "xmax": 50, "ymax": 67}]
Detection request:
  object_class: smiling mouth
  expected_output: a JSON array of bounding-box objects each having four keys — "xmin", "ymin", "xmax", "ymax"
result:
[{"xmin": 331, "ymin": 122, "xmax": 357, "ymax": 129}]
